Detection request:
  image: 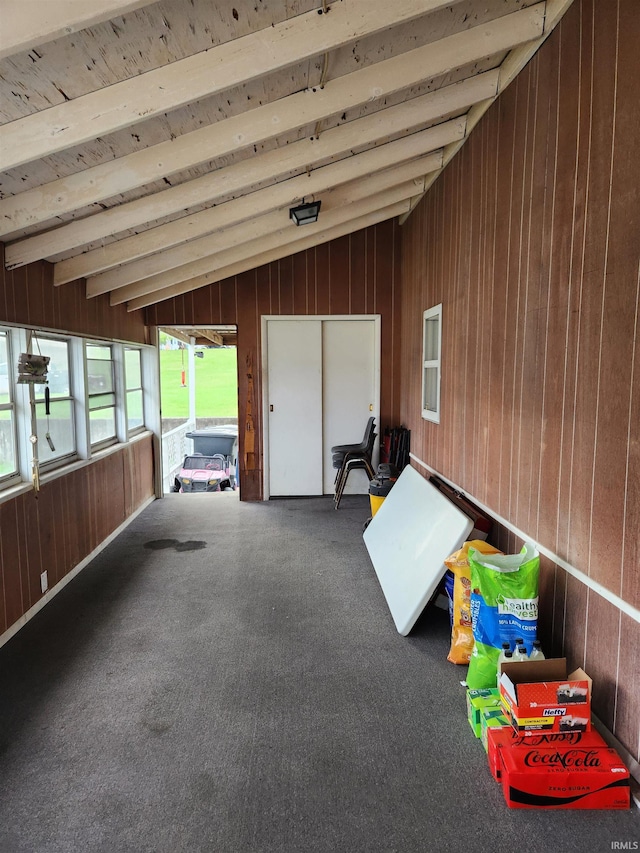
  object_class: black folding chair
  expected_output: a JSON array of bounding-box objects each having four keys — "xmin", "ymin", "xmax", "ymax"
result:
[{"xmin": 332, "ymin": 417, "xmax": 376, "ymax": 509}]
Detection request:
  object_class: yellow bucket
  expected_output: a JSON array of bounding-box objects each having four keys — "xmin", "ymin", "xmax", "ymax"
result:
[{"xmin": 369, "ymin": 493, "xmax": 386, "ymax": 517}]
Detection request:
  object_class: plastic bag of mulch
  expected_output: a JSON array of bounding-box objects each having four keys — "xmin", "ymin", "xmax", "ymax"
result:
[
  {"xmin": 445, "ymin": 540, "xmax": 502, "ymax": 665},
  {"xmin": 466, "ymin": 542, "xmax": 540, "ymax": 689}
]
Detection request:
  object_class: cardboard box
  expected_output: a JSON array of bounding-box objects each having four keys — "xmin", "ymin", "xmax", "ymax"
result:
[
  {"xmin": 467, "ymin": 688, "xmax": 500, "ymax": 738},
  {"xmin": 499, "ymin": 658, "xmax": 591, "ymax": 733},
  {"xmin": 481, "ymin": 708, "xmax": 511, "ymax": 752},
  {"xmin": 501, "ymin": 745, "xmax": 630, "ymax": 809},
  {"xmin": 486, "ymin": 727, "xmax": 608, "ymax": 783}
]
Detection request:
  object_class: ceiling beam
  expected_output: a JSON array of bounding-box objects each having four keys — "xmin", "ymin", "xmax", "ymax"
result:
[
  {"xmin": 106, "ymin": 172, "xmax": 437, "ymax": 303},
  {"xmin": 53, "ymin": 120, "xmax": 462, "ymax": 284},
  {"xmin": 162, "ymin": 328, "xmax": 192, "ymax": 345},
  {"xmin": 111, "ymin": 182, "xmax": 424, "ymax": 304},
  {"xmin": 4, "ymin": 70, "xmax": 499, "ymax": 263},
  {"xmin": 0, "ymin": 0, "xmax": 159, "ymax": 60},
  {"xmin": 0, "ymin": 0, "xmax": 461, "ymax": 171},
  {"xmin": 125, "ymin": 200, "xmax": 412, "ymax": 312},
  {"xmin": 87, "ymin": 150, "xmax": 442, "ymax": 296},
  {"xmin": 195, "ymin": 330, "xmax": 224, "ymax": 346},
  {"xmin": 0, "ymin": 3, "xmax": 545, "ymax": 235},
  {"xmin": 85, "ymin": 206, "xmax": 309, "ymax": 295}
]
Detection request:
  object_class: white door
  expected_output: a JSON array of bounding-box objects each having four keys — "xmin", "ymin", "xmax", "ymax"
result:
[
  {"xmin": 265, "ymin": 316, "xmax": 379, "ymax": 497},
  {"xmin": 266, "ymin": 319, "xmax": 323, "ymax": 496},
  {"xmin": 322, "ymin": 319, "xmax": 377, "ymax": 495}
]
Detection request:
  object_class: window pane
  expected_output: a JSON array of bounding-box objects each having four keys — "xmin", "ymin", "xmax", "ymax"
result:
[
  {"xmin": 0, "ymin": 410, "xmax": 17, "ymax": 478},
  {"xmin": 125, "ymin": 349, "xmax": 142, "ymax": 388},
  {"xmin": 127, "ymin": 389, "xmax": 144, "ymax": 431},
  {"xmin": 0, "ymin": 334, "xmax": 10, "ymax": 406},
  {"xmin": 90, "ymin": 392, "xmax": 116, "ymax": 410},
  {"xmin": 33, "ymin": 337, "xmax": 70, "ymax": 398},
  {"xmin": 87, "ymin": 344, "xmax": 111, "ymax": 361},
  {"xmin": 90, "ymin": 408, "xmax": 116, "ymax": 445},
  {"xmin": 35, "ymin": 400, "xmax": 75, "ymax": 463},
  {"xmin": 29, "ymin": 337, "xmax": 77, "ymax": 463},
  {"xmin": 87, "ymin": 345, "xmax": 115, "ymax": 446},
  {"xmin": 1, "ymin": 333, "xmax": 18, "ymax": 479},
  {"xmin": 424, "ymin": 315, "xmax": 439, "ymax": 361},
  {"xmin": 423, "ymin": 367, "xmax": 438, "ymax": 412},
  {"xmin": 87, "ymin": 358, "xmax": 114, "ymax": 394}
]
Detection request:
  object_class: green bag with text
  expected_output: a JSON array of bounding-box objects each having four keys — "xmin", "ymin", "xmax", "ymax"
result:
[{"xmin": 466, "ymin": 543, "xmax": 539, "ymax": 690}]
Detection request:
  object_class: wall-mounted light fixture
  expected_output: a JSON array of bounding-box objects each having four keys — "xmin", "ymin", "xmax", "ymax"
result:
[{"xmin": 289, "ymin": 200, "xmax": 321, "ymax": 226}]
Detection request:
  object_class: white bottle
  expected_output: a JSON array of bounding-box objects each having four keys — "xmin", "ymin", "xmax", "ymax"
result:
[
  {"xmin": 497, "ymin": 641, "xmax": 511, "ymax": 664},
  {"xmin": 529, "ymin": 640, "xmax": 545, "ymax": 661},
  {"xmin": 496, "ymin": 642, "xmax": 511, "ymax": 683},
  {"xmin": 513, "ymin": 644, "xmax": 529, "ymax": 662},
  {"xmin": 497, "ymin": 648, "xmax": 513, "ymax": 685}
]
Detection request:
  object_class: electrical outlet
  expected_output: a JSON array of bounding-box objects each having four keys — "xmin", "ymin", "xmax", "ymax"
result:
[{"xmin": 40, "ymin": 571, "xmax": 48, "ymax": 594}]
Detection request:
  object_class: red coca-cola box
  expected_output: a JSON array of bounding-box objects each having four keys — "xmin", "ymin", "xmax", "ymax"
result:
[
  {"xmin": 499, "ymin": 658, "xmax": 591, "ymax": 733},
  {"xmin": 501, "ymin": 745, "xmax": 630, "ymax": 809},
  {"xmin": 487, "ymin": 727, "xmax": 607, "ymax": 783}
]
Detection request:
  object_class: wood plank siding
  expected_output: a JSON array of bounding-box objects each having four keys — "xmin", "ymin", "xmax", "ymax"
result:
[
  {"xmin": 0, "ymin": 245, "xmax": 148, "ymax": 344},
  {"xmin": 400, "ymin": 0, "xmax": 639, "ymax": 763},
  {"xmin": 147, "ymin": 219, "xmax": 403, "ymax": 501}
]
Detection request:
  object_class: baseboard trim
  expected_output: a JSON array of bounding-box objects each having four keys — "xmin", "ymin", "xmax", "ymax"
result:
[
  {"xmin": 0, "ymin": 495, "xmax": 156, "ymax": 650},
  {"xmin": 410, "ymin": 453, "xmax": 640, "ymax": 795},
  {"xmin": 409, "ymin": 454, "xmax": 640, "ymax": 625}
]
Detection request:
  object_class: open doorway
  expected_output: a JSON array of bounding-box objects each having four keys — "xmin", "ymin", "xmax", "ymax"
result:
[{"xmin": 159, "ymin": 326, "xmax": 238, "ymax": 496}]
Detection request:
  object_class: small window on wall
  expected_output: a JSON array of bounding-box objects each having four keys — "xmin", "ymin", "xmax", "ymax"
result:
[
  {"xmin": 421, "ymin": 304, "xmax": 442, "ymax": 423},
  {"xmin": 0, "ymin": 329, "xmax": 19, "ymax": 484},
  {"xmin": 124, "ymin": 347, "xmax": 144, "ymax": 434},
  {"xmin": 32, "ymin": 335, "xmax": 77, "ymax": 466},
  {"xmin": 86, "ymin": 343, "xmax": 116, "ymax": 447}
]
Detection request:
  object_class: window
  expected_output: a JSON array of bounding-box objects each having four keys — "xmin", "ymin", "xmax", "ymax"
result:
[
  {"xmin": 421, "ymin": 304, "xmax": 442, "ymax": 423},
  {"xmin": 0, "ymin": 330, "xmax": 19, "ymax": 483},
  {"xmin": 32, "ymin": 335, "xmax": 77, "ymax": 467},
  {"xmin": 0, "ymin": 325, "xmax": 154, "ymax": 493},
  {"xmin": 125, "ymin": 347, "xmax": 144, "ymax": 434},
  {"xmin": 86, "ymin": 343, "xmax": 116, "ymax": 447}
]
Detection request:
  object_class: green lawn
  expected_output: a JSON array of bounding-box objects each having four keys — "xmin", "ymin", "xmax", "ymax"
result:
[{"xmin": 160, "ymin": 347, "xmax": 238, "ymax": 419}]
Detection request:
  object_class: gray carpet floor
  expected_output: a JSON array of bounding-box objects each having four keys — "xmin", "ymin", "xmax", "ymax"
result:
[{"xmin": 0, "ymin": 493, "xmax": 638, "ymax": 853}]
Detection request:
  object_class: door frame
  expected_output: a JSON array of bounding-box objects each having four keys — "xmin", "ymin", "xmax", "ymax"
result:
[{"xmin": 261, "ymin": 314, "xmax": 381, "ymax": 500}]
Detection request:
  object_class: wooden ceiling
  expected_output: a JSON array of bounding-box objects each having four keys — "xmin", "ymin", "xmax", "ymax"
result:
[
  {"xmin": 0, "ymin": 0, "xmax": 573, "ymax": 313},
  {"xmin": 162, "ymin": 325, "xmax": 238, "ymax": 347}
]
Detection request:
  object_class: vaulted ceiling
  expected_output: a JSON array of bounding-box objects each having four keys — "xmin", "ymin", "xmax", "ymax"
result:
[{"xmin": 0, "ymin": 0, "xmax": 573, "ymax": 313}]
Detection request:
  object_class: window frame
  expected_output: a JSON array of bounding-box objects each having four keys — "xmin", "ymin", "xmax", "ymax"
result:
[
  {"xmin": 85, "ymin": 341, "xmax": 118, "ymax": 450},
  {"xmin": 124, "ymin": 346, "xmax": 145, "ymax": 436},
  {"xmin": 0, "ymin": 327, "xmax": 20, "ymax": 487},
  {"xmin": 31, "ymin": 332, "xmax": 79, "ymax": 472},
  {"xmin": 0, "ymin": 325, "xmax": 157, "ymax": 496},
  {"xmin": 421, "ymin": 303, "xmax": 442, "ymax": 424}
]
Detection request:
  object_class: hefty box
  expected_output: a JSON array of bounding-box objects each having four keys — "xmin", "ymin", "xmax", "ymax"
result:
[
  {"xmin": 501, "ymin": 744, "xmax": 630, "ymax": 809},
  {"xmin": 487, "ymin": 727, "xmax": 608, "ymax": 783},
  {"xmin": 499, "ymin": 658, "xmax": 591, "ymax": 733}
]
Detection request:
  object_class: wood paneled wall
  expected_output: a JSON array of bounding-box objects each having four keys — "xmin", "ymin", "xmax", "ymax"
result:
[
  {"xmin": 147, "ymin": 220, "xmax": 403, "ymax": 501},
  {"xmin": 0, "ymin": 435, "xmax": 155, "ymax": 639},
  {"xmin": 400, "ymin": 0, "xmax": 639, "ymax": 763},
  {"xmin": 1, "ymin": 248, "xmax": 153, "ymax": 642},
  {"xmin": 0, "ymin": 244, "xmax": 148, "ymax": 344}
]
